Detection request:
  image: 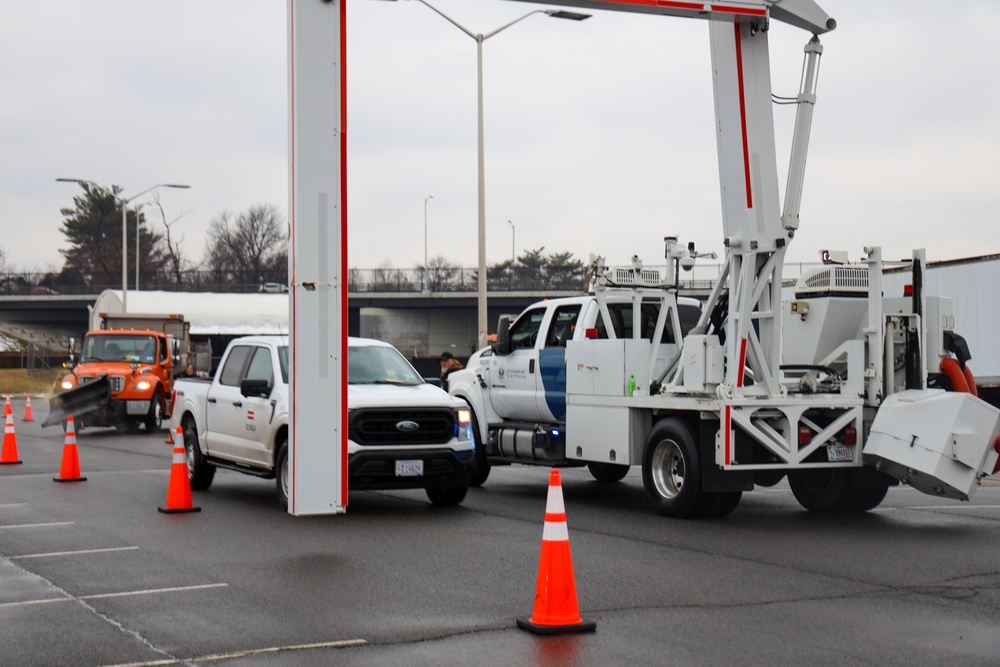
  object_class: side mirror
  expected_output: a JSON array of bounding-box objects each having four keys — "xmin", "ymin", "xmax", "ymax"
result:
[
  {"xmin": 492, "ymin": 316, "xmax": 512, "ymax": 356},
  {"xmin": 240, "ymin": 378, "xmax": 272, "ymax": 398}
]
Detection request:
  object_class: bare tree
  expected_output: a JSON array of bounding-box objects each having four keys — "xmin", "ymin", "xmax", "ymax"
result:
[
  {"xmin": 149, "ymin": 192, "xmax": 191, "ymax": 287},
  {"xmin": 204, "ymin": 204, "xmax": 287, "ymax": 285}
]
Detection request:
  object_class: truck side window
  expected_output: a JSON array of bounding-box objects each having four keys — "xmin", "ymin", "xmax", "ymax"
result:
[
  {"xmin": 509, "ymin": 308, "xmax": 546, "ymax": 351},
  {"xmin": 545, "ymin": 306, "xmax": 582, "ymax": 348},
  {"xmin": 244, "ymin": 347, "xmax": 274, "ymax": 386},
  {"xmin": 219, "ymin": 346, "xmax": 252, "ymax": 387}
]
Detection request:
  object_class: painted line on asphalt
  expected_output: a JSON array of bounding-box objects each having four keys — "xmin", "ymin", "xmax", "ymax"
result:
[
  {"xmin": 0, "ymin": 583, "xmax": 229, "ymax": 608},
  {"xmin": 0, "ymin": 521, "xmax": 74, "ymax": 529},
  {"xmin": 99, "ymin": 639, "xmax": 369, "ymax": 667},
  {"xmin": 11, "ymin": 546, "xmax": 140, "ymax": 560},
  {"xmin": 881, "ymin": 504, "xmax": 1000, "ymax": 511},
  {"xmin": 0, "ymin": 503, "xmax": 28, "ymax": 509}
]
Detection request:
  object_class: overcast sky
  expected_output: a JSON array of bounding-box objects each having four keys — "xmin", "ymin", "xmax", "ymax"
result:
[{"xmin": 2, "ymin": 0, "xmax": 998, "ymax": 277}]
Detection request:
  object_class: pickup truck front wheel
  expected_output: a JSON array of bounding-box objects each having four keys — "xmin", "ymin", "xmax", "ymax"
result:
[
  {"xmin": 184, "ymin": 421, "xmax": 216, "ymax": 491},
  {"xmin": 275, "ymin": 439, "xmax": 289, "ymax": 510},
  {"xmin": 426, "ymin": 485, "xmax": 467, "ymax": 506}
]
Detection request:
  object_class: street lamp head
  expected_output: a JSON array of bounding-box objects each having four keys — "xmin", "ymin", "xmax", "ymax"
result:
[
  {"xmin": 164, "ymin": 184, "xmax": 191, "ymax": 189},
  {"xmin": 545, "ymin": 10, "xmax": 592, "ymax": 21}
]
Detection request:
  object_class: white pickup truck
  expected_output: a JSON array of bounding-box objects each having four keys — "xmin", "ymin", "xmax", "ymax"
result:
[{"xmin": 168, "ymin": 335, "xmax": 475, "ymax": 508}]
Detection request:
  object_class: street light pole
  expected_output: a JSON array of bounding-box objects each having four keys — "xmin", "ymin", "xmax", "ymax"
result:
[
  {"xmin": 383, "ymin": 0, "xmax": 590, "ymax": 347},
  {"xmin": 57, "ymin": 179, "xmax": 190, "ymax": 313},
  {"xmin": 423, "ymin": 194, "xmax": 433, "ymax": 290}
]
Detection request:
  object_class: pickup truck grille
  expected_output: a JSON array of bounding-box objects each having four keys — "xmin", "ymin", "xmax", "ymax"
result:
[{"xmin": 349, "ymin": 408, "xmax": 456, "ymax": 446}]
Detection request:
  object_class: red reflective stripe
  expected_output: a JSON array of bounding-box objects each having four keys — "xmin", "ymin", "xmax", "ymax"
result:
[
  {"xmin": 737, "ymin": 338, "xmax": 747, "ymax": 387},
  {"xmin": 545, "ymin": 513, "xmax": 567, "ymax": 524},
  {"xmin": 340, "ymin": 0, "xmax": 350, "ymax": 509},
  {"xmin": 734, "ymin": 23, "xmax": 753, "ymax": 209}
]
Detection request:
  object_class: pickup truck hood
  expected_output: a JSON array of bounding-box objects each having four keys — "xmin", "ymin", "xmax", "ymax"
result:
[{"xmin": 348, "ymin": 383, "xmax": 464, "ymax": 410}]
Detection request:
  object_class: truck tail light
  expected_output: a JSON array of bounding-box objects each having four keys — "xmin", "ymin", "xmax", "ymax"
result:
[
  {"xmin": 585, "ymin": 328, "xmax": 598, "ymax": 339},
  {"xmin": 798, "ymin": 426, "xmax": 812, "ymax": 445},
  {"xmin": 167, "ymin": 389, "xmax": 176, "ymax": 418},
  {"xmin": 843, "ymin": 426, "xmax": 857, "ymax": 446}
]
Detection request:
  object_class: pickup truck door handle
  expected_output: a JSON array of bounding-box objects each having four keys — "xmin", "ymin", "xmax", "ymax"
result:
[
  {"xmin": 232, "ymin": 401, "xmax": 243, "ymax": 407},
  {"xmin": 207, "ymin": 397, "xmax": 217, "ymax": 404},
  {"xmin": 529, "ymin": 359, "xmax": 535, "ymax": 374}
]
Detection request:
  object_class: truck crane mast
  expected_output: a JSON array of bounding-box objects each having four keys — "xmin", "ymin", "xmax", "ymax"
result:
[{"xmin": 444, "ymin": 0, "xmax": 1000, "ymax": 517}]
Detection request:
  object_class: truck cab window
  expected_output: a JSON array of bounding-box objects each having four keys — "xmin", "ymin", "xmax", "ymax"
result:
[
  {"xmin": 545, "ymin": 306, "xmax": 582, "ymax": 348},
  {"xmin": 219, "ymin": 346, "xmax": 252, "ymax": 387},
  {"xmin": 509, "ymin": 308, "xmax": 546, "ymax": 350},
  {"xmin": 245, "ymin": 347, "xmax": 274, "ymax": 386}
]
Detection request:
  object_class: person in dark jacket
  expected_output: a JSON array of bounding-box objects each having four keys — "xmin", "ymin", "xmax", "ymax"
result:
[{"xmin": 439, "ymin": 351, "xmax": 463, "ymax": 391}]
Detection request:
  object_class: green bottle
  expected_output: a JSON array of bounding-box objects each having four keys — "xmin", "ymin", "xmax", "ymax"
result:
[{"xmin": 628, "ymin": 375, "xmax": 636, "ymax": 397}]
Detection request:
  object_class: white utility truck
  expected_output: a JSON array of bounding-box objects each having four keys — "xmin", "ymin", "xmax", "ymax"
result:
[
  {"xmin": 447, "ymin": 0, "xmax": 1000, "ymax": 518},
  {"xmin": 169, "ymin": 335, "xmax": 475, "ymax": 508}
]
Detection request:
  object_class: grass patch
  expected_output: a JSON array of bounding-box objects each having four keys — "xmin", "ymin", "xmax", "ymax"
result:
[{"xmin": 0, "ymin": 368, "xmax": 66, "ymax": 396}]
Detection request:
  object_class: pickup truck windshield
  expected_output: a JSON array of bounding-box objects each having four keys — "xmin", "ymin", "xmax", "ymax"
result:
[
  {"xmin": 81, "ymin": 334, "xmax": 157, "ymax": 363},
  {"xmin": 348, "ymin": 345, "xmax": 422, "ymax": 386}
]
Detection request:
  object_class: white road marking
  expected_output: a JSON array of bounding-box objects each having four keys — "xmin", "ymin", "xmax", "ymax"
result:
[
  {"xmin": 99, "ymin": 639, "xmax": 369, "ymax": 667},
  {"xmin": 0, "ymin": 521, "xmax": 74, "ymax": 529},
  {"xmin": 0, "ymin": 503, "xmax": 27, "ymax": 509},
  {"xmin": 11, "ymin": 546, "xmax": 140, "ymax": 560},
  {"xmin": 0, "ymin": 583, "xmax": 228, "ymax": 608}
]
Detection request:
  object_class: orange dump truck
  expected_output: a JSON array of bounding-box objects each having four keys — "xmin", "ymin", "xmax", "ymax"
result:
[{"xmin": 45, "ymin": 314, "xmax": 190, "ymax": 433}]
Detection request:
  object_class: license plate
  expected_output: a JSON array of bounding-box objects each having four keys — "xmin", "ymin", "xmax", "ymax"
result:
[
  {"xmin": 395, "ymin": 460, "xmax": 424, "ymax": 477},
  {"xmin": 826, "ymin": 443, "xmax": 852, "ymax": 462},
  {"xmin": 126, "ymin": 400, "xmax": 149, "ymax": 415}
]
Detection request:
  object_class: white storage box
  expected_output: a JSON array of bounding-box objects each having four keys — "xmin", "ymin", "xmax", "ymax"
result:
[{"xmin": 863, "ymin": 389, "xmax": 1000, "ymax": 500}]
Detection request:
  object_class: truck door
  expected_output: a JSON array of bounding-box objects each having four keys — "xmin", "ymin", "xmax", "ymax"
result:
[
  {"xmin": 488, "ymin": 306, "xmax": 548, "ymax": 421},
  {"xmin": 228, "ymin": 345, "xmax": 275, "ymax": 466},
  {"xmin": 205, "ymin": 345, "xmax": 253, "ymax": 457},
  {"xmin": 536, "ymin": 304, "xmax": 582, "ymax": 422}
]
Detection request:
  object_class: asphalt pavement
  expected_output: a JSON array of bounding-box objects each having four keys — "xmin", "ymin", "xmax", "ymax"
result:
[{"xmin": 3, "ymin": 397, "xmax": 1000, "ymax": 666}]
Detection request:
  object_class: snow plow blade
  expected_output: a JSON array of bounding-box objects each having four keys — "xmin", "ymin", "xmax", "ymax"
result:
[{"xmin": 43, "ymin": 377, "xmax": 111, "ymax": 428}]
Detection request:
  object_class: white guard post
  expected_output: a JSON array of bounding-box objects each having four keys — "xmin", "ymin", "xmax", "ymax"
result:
[{"xmin": 288, "ymin": 0, "xmax": 347, "ymax": 515}]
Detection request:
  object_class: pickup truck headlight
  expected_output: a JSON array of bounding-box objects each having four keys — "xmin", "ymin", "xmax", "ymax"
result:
[
  {"xmin": 132, "ymin": 380, "xmax": 152, "ymax": 392},
  {"xmin": 456, "ymin": 408, "xmax": 472, "ymax": 441}
]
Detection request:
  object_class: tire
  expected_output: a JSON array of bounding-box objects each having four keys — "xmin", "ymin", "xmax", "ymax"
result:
[
  {"xmin": 694, "ymin": 491, "xmax": 743, "ymax": 518},
  {"xmin": 467, "ymin": 408, "xmax": 491, "ymax": 487},
  {"xmin": 788, "ymin": 469, "xmax": 861, "ymax": 513},
  {"xmin": 145, "ymin": 391, "xmax": 163, "ymax": 433},
  {"xmin": 275, "ymin": 439, "xmax": 289, "ymax": 510},
  {"xmin": 844, "ymin": 485, "xmax": 889, "ymax": 512},
  {"xmin": 587, "ymin": 461, "xmax": 630, "ymax": 483},
  {"xmin": 184, "ymin": 420, "xmax": 216, "ymax": 491},
  {"xmin": 641, "ymin": 418, "xmax": 703, "ymax": 518},
  {"xmin": 426, "ymin": 484, "xmax": 468, "ymax": 506}
]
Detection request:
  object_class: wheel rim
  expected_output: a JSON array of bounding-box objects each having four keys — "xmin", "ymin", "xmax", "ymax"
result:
[
  {"xmin": 185, "ymin": 436, "xmax": 195, "ymax": 477},
  {"xmin": 651, "ymin": 438, "xmax": 685, "ymax": 500}
]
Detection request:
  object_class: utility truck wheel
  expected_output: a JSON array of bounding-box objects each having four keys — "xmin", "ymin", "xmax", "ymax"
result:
[
  {"xmin": 145, "ymin": 391, "xmax": 163, "ymax": 433},
  {"xmin": 426, "ymin": 485, "xmax": 467, "ymax": 506},
  {"xmin": 788, "ymin": 469, "xmax": 855, "ymax": 512},
  {"xmin": 695, "ymin": 491, "xmax": 743, "ymax": 518},
  {"xmin": 275, "ymin": 439, "xmax": 289, "ymax": 510},
  {"xmin": 184, "ymin": 421, "xmax": 215, "ymax": 491},
  {"xmin": 467, "ymin": 408, "xmax": 490, "ymax": 487},
  {"xmin": 844, "ymin": 485, "xmax": 888, "ymax": 512},
  {"xmin": 642, "ymin": 418, "xmax": 703, "ymax": 518},
  {"xmin": 587, "ymin": 462, "xmax": 630, "ymax": 483}
]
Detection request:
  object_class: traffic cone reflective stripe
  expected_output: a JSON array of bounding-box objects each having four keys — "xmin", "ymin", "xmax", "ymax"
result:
[
  {"xmin": 158, "ymin": 443, "xmax": 200, "ymax": 514},
  {"xmin": 3, "ymin": 394, "xmax": 10, "ymax": 418},
  {"xmin": 22, "ymin": 396, "xmax": 33, "ymax": 422},
  {"xmin": 54, "ymin": 415, "xmax": 86, "ymax": 482},
  {"xmin": 517, "ymin": 469, "xmax": 595, "ymax": 635},
  {"xmin": 0, "ymin": 412, "xmax": 22, "ymax": 465}
]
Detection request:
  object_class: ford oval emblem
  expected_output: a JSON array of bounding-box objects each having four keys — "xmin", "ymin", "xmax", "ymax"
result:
[{"xmin": 396, "ymin": 420, "xmax": 420, "ymax": 433}]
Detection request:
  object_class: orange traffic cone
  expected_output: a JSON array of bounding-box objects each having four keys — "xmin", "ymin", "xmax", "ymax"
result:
[
  {"xmin": 159, "ymin": 436, "xmax": 200, "ymax": 514},
  {"xmin": 1, "ymin": 412, "xmax": 22, "ymax": 465},
  {"xmin": 22, "ymin": 396, "xmax": 33, "ymax": 422},
  {"xmin": 3, "ymin": 394, "xmax": 10, "ymax": 418},
  {"xmin": 165, "ymin": 426, "xmax": 174, "ymax": 445},
  {"xmin": 54, "ymin": 416, "xmax": 86, "ymax": 482},
  {"xmin": 517, "ymin": 469, "xmax": 596, "ymax": 635}
]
